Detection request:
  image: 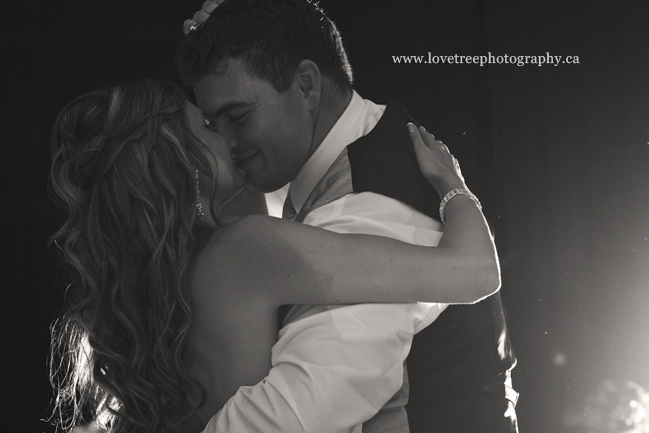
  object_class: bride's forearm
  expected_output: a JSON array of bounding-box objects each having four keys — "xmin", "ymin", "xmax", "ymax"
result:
[
  {"xmin": 436, "ymin": 194, "xmax": 501, "ymax": 300},
  {"xmin": 214, "ymin": 209, "xmax": 499, "ymax": 308}
]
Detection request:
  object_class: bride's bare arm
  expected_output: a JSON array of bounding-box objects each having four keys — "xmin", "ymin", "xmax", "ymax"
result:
[
  {"xmin": 187, "ymin": 126, "xmax": 498, "ymax": 429},
  {"xmin": 194, "ymin": 126, "xmax": 500, "ymax": 308}
]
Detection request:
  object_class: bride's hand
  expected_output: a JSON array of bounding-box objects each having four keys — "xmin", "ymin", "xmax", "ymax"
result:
[
  {"xmin": 183, "ymin": 0, "xmax": 224, "ymax": 35},
  {"xmin": 408, "ymin": 123, "xmax": 467, "ymax": 197}
]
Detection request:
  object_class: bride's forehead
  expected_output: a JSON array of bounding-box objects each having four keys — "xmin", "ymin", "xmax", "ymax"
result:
[
  {"xmin": 184, "ymin": 100, "xmax": 200, "ymax": 114},
  {"xmin": 184, "ymin": 100, "xmax": 208, "ymax": 124}
]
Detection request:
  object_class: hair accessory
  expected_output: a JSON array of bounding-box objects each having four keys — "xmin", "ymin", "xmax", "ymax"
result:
[
  {"xmin": 195, "ymin": 169, "xmax": 205, "ymax": 220},
  {"xmin": 185, "ymin": 21, "xmax": 199, "ymax": 35},
  {"xmin": 439, "ymin": 188, "xmax": 482, "ymax": 225}
]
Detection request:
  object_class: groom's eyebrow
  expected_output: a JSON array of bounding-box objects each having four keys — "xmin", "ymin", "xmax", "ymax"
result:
[{"xmin": 207, "ymin": 98, "xmax": 258, "ymax": 118}]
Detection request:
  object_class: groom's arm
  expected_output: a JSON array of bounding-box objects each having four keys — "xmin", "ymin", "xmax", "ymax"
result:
[
  {"xmin": 299, "ymin": 191, "xmax": 448, "ymax": 432},
  {"xmin": 200, "ymin": 302, "xmax": 438, "ymax": 433},
  {"xmin": 198, "ymin": 193, "xmax": 445, "ymax": 432},
  {"xmin": 195, "ymin": 196, "xmax": 446, "ymax": 433}
]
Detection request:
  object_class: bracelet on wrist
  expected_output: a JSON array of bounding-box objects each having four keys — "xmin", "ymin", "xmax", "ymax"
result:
[{"xmin": 439, "ymin": 189, "xmax": 482, "ymax": 225}]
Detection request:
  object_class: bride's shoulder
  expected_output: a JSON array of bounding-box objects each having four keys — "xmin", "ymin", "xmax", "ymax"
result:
[
  {"xmin": 191, "ymin": 215, "xmax": 292, "ymax": 305},
  {"xmin": 195, "ymin": 216, "xmax": 285, "ymax": 275},
  {"xmin": 211, "ymin": 215, "xmax": 284, "ymax": 250}
]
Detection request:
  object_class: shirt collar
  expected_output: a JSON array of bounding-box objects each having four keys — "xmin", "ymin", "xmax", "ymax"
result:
[{"xmin": 289, "ymin": 91, "xmax": 383, "ymax": 213}]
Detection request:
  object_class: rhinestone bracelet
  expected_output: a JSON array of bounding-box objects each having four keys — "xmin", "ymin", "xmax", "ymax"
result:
[{"xmin": 439, "ymin": 189, "xmax": 482, "ymax": 225}]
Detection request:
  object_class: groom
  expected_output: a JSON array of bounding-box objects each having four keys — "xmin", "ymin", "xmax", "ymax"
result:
[{"xmin": 177, "ymin": 0, "xmax": 518, "ymax": 431}]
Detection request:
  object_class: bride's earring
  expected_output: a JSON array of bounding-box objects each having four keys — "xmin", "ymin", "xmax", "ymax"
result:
[{"xmin": 195, "ymin": 169, "xmax": 205, "ymax": 220}]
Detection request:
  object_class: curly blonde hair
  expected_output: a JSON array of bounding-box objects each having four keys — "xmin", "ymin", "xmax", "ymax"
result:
[{"xmin": 48, "ymin": 79, "xmax": 218, "ymax": 432}]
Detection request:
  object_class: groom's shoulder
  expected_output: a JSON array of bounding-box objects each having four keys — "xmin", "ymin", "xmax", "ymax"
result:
[{"xmin": 344, "ymin": 97, "xmax": 439, "ymax": 220}]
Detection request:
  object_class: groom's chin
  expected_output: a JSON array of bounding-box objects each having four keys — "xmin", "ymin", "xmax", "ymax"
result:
[
  {"xmin": 221, "ymin": 184, "xmax": 247, "ymax": 206},
  {"xmin": 220, "ymin": 184, "xmax": 269, "ymax": 219},
  {"xmin": 244, "ymin": 181, "xmax": 268, "ymax": 194},
  {"xmin": 244, "ymin": 174, "xmax": 290, "ymax": 195}
]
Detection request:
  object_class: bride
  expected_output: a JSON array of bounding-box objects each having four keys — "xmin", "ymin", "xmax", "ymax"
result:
[{"xmin": 49, "ymin": 79, "xmax": 499, "ymax": 432}]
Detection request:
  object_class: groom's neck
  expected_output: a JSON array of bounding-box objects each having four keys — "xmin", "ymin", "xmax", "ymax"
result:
[{"xmin": 307, "ymin": 88, "xmax": 352, "ymax": 158}]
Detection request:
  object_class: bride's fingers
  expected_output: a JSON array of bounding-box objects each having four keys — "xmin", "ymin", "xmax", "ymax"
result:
[
  {"xmin": 418, "ymin": 125, "xmax": 448, "ymax": 151},
  {"xmin": 420, "ymin": 128, "xmax": 454, "ymax": 166},
  {"xmin": 408, "ymin": 123, "xmax": 451, "ymax": 156},
  {"xmin": 408, "ymin": 123, "xmax": 429, "ymax": 156}
]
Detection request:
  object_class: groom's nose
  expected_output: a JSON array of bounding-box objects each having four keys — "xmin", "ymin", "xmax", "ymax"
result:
[{"xmin": 227, "ymin": 136, "xmax": 240, "ymax": 150}]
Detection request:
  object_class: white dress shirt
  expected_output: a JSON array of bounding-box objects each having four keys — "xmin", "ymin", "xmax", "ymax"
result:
[{"xmin": 203, "ymin": 92, "xmax": 446, "ymax": 432}]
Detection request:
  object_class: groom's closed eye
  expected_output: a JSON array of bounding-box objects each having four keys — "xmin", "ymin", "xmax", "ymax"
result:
[
  {"xmin": 207, "ymin": 99, "xmax": 257, "ymax": 122},
  {"xmin": 228, "ymin": 111, "xmax": 249, "ymax": 124}
]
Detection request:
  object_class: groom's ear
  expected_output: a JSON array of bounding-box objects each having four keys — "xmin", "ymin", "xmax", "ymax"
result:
[{"xmin": 294, "ymin": 60, "xmax": 322, "ymax": 111}]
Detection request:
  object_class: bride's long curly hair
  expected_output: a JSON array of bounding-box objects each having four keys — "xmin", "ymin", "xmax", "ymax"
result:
[{"xmin": 48, "ymin": 79, "xmax": 219, "ymax": 432}]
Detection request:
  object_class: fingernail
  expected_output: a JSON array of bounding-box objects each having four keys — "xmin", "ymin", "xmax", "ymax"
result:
[
  {"xmin": 420, "ymin": 125, "xmax": 427, "ymax": 131},
  {"xmin": 407, "ymin": 123, "xmax": 416, "ymax": 133}
]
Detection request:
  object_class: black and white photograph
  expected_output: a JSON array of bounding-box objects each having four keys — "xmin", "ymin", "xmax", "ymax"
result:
[{"xmin": 4, "ymin": 1, "xmax": 649, "ymax": 432}]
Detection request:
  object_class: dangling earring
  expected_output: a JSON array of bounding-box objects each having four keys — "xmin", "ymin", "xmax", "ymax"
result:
[{"xmin": 195, "ymin": 169, "xmax": 205, "ymax": 220}]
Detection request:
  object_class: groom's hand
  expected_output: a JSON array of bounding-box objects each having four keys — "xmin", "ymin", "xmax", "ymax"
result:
[{"xmin": 183, "ymin": 0, "xmax": 224, "ymax": 35}]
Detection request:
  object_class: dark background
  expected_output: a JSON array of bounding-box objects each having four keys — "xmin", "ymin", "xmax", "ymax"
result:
[{"xmin": 3, "ymin": 0, "xmax": 649, "ymax": 432}]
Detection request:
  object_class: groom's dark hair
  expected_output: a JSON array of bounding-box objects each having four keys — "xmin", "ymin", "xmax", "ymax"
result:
[{"xmin": 175, "ymin": 0, "xmax": 353, "ymax": 93}]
